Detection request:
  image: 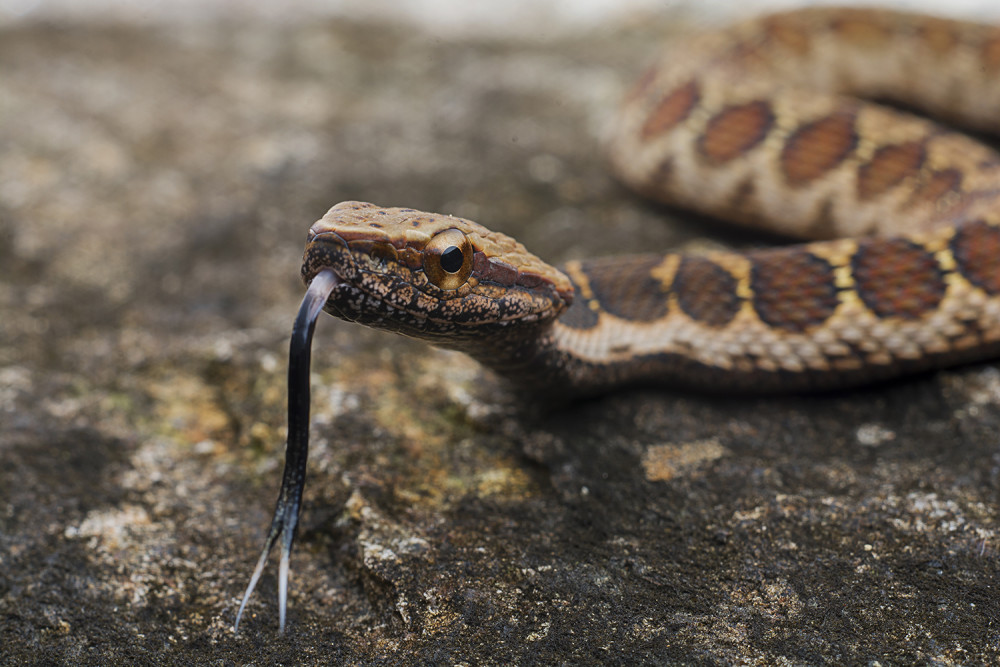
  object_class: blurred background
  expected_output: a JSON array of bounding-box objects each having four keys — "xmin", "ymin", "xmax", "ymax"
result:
[
  {"xmin": 4, "ymin": 1, "xmax": 1000, "ymax": 663},
  {"xmin": 3, "ymin": 0, "xmax": 1000, "ymax": 31}
]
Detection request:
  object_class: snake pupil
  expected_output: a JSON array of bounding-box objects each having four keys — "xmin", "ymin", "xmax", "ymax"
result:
[{"xmin": 440, "ymin": 246, "xmax": 464, "ymax": 273}]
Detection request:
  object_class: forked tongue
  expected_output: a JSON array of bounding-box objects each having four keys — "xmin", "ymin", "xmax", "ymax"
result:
[{"xmin": 234, "ymin": 269, "xmax": 338, "ymax": 633}]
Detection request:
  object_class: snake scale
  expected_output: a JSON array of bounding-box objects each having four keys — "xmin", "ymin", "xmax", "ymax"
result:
[{"xmin": 235, "ymin": 7, "xmax": 1000, "ymax": 631}]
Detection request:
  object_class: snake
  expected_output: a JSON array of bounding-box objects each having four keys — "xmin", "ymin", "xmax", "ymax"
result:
[{"xmin": 234, "ymin": 7, "xmax": 1000, "ymax": 632}]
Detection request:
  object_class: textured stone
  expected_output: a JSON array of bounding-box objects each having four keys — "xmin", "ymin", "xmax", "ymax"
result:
[{"xmin": 1, "ymin": 13, "xmax": 998, "ymax": 666}]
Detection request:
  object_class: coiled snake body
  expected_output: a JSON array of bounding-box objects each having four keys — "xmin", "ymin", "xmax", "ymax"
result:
[{"xmin": 237, "ymin": 7, "xmax": 1000, "ymax": 631}]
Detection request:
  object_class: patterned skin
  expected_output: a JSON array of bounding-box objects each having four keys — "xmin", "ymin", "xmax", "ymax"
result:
[
  {"xmin": 303, "ymin": 8, "xmax": 1000, "ymax": 396},
  {"xmin": 240, "ymin": 7, "xmax": 1000, "ymax": 635}
]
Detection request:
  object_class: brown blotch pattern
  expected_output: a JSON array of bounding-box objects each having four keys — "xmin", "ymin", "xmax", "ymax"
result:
[
  {"xmin": 832, "ymin": 17, "xmax": 892, "ymax": 47},
  {"xmin": 625, "ymin": 64, "xmax": 659, "ymax": 105},
  {"xmin": 763, "ymin": 17, "xmax": 811, "ymax": 55},
  {"xmin": 951, "ymin": 220, "xmax": 1000, "ymax": 295},
  {"xmin": 583, "ymin": 255, "xmax": 669, "ymax": 322},
  {"xmin": 919, "ymin": 19, "xmax": 958, "ymax": 54},
  {"xmin": 724, "ymin": 41, "xmax": 768, "ymax": 70},
  {"xmin": 911, "ymin": 168, "xmax": 963, "ymax": 204},
  {"xmin": 641, "ymin": 81, "xmax": 699, "ymax": 139},
  {"xmin": 673, "ymin": 257, "xmax": 741, "ymax": 327},
  {"xmin": 750, "ymin": 249, "xmax": 839, "ymax": 332},
  {"xmin": 558, "ymin": 280, "xmax": 601, "ymax": 330},
  {"xmin": 781, "ymin": 112, "xmax": 858, "ymax": 185},
  {"xmin": 982, "ymin": 35, "xmax": 1000, "ymax": 71},
  {"xmin": 699, "ymin": 101, "xmax": 774, "ymax": 164},
  {"xmin": 852, "ymin": 239, "xmax": 945, "ymax": 319},
  {"xmin": 856, "ymin": 141, "xmax": 925, "ymax": 200}
]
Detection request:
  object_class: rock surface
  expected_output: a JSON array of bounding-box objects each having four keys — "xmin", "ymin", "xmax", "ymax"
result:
[{"xmin": 1, "ymin": 13, "xmax": 999, "ymax": 664}]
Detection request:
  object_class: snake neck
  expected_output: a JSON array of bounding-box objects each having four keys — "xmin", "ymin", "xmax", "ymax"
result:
[{"xmin": 469, "ymin": 222, "xmax": 1000, "ymax": 398}]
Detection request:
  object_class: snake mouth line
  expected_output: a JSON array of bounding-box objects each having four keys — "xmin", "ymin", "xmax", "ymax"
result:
[
  {"xmin": 302, "ymin": 231, "xmax": 355, "ymax": 283},
  {"xmin": 303, "ymin": 235, "xmax": 497, "ymax": 330}
]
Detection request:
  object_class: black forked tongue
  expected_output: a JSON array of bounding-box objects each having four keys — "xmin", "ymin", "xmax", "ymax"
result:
[{"xmin": 234, "ymin": 269, "xmax": 338, "ymax": 633}]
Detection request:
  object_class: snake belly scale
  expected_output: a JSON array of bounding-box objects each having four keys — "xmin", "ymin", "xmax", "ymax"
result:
[{"xmin": 238, "ymin": 7, "xmax": 1000, "ymax": 631}]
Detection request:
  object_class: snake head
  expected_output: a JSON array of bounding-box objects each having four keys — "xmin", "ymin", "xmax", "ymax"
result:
[{"xmin": 301, "ymin": 201, "xmax": 574, "ymax": 345}]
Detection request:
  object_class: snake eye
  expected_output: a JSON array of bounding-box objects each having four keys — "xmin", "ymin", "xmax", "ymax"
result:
[{"xmin": 423, "ymin": 228, "xmax": 473, "ymax": 290}]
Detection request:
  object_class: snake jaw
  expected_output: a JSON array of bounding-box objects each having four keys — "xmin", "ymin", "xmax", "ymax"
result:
[{"xmin": 234, "ymin": 268, "xmax": 338, "ymax": 634}]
